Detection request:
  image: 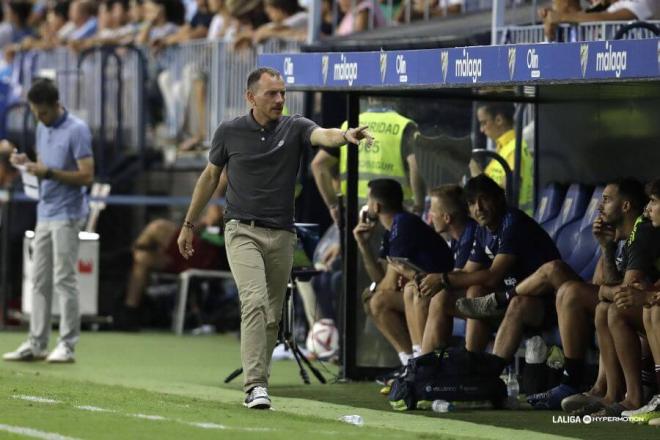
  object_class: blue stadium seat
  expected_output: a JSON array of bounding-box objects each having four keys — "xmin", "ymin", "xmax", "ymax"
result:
[
  {"xmin": 580, "ymin": 247, "xmax": 601, "ymax": 282},
  {"xmin": 534, "ymin": 183, "xmax": 567, "ymax": 229},
  {"xmin": 452, "ymin": 317, "xmax": 466, "ymax": 338},
  {"xmin": 565, "ymin": 186, "xmax": 604, "ymax": 274},
  {"xmin": 545, "ymin": 184, "xmax": 593, "ymax": 240}
]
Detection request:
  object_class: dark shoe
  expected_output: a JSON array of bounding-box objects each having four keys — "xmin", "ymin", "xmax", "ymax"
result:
[
  {"xmin": 375, "ymin": 365, "xmax": 407, "ymax": 386},
  {"xmin": 244, "ymin": 386, "xmax": 271, "ymax": 409},
  {"xmin": 562, "ymin": 392, "xmax": 603, "ymax": 413},
  {"xmin": 527, "ymin": 384, "xmax": 579, "ymax": 410}
]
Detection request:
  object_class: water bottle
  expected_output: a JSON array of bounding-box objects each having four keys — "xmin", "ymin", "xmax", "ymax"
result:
[
  {"xmin": 339, "ymin": 415, "xmax": 364, "ymax": 426},
  {"xmin": 507, "ymin": 369, "xmax": 520, "ymax": 409},
  {"xmin": 431, "ymin": 400, "xmax": 454, "ymax": 413}
]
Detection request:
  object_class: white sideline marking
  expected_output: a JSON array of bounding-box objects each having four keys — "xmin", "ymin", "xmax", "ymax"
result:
[
  {"xmin": 189, "ymin": 422, "xmax": 226, "ymax": 429},
  {"xmin": 75, "ymin": 405, "xmax": 114, "ymax": 413},
  {"xmin": 132, "ymin": 414, "xmax": 167, "ymax": 421},
  {"xmin": 0, "ymin": 424, "xmax": 80, "ymax": 440},
  {"xmin": 12, "ymin": 395, "xmax": 60, "ymax": 404}
]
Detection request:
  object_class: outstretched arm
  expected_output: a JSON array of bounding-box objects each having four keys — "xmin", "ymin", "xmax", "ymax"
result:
[{"xmin": 310, "ymin": 125, "xmax": 373, "ymax": 148}]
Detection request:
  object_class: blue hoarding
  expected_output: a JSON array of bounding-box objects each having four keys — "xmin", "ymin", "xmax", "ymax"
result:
[{"xmin": 260, "ymin": 38, "xmax": 660, "ymax": 90}]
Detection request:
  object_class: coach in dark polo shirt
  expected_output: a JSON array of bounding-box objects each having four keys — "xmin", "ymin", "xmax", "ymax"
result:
[{"xmin": 177, "ymin": 67, "xmax": 372, "ymax": 410}]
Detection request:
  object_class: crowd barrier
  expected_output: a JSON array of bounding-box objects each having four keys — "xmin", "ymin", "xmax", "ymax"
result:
[{"xmin": 497, "ymin": 20, "xmax": 660, "ymax": 44}]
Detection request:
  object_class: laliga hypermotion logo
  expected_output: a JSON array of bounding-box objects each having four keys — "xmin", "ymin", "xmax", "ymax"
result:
[
  {"xmin": 440, "ymin": 50, "xmax": 449, "ymax": 83},
  {"xmin": 333, "ymin": 54, "xmax": 358, "ymax": 86},
  {"xmin": 508, "ymin": 47, "xmax": 516, "ymax": 80},
  {"xmin": 580, "ymin": 44, "xmax": 589, "ymax": 78},
  {"xmin": 321, "ymin": 55, "xmax": 329, "ymax": 84},
  {"xmin": 379, "ymin": 51, "xmax": 387, "ymax": 83}
]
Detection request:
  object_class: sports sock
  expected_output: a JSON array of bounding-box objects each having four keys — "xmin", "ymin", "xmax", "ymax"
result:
[
  {"xmin": 398, "ymin": 352, "xmax": 412, "ymax": 365},
  {"xmin": 493, "ymin": 355, "xmax": 509, "ymax": 375},
  {"xmin": 561, "ymin": 357, "xmax": 584, "ymax": 389},
  {"xmin": 412, "ymin": 345, "xmax": 422, "ymax": 358},
  {"xmin": 494, "ymin": 288, "xmax": 517, "ymax": 308}
]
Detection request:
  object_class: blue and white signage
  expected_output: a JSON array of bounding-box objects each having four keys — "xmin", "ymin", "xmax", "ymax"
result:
[{"xmin": 260, "ymin": 38, "xmax": 660, "ymax": 90}]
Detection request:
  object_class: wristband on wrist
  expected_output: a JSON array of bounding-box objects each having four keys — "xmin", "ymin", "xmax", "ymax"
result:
[
  {"xmin": 183, "ymin": 220, "xmax": 195, "ymax": 229},
  {"xmin": 44, "ymin": 168, "xmax": 53, "ymax": 179},
  {"xmin": 441, "ymin": 272, "xmax": 451, "ymax": 289},
  {"xmin": 342, "ymin": 129, "xmax": 349, "ymax": 144}
]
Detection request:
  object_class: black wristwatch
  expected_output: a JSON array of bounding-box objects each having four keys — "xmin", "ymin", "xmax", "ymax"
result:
[{"xmin": 44, "ymin": 168, "xmax": 54, "ymax": 179}]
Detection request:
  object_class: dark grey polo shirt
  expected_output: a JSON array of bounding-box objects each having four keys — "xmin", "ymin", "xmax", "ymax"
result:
[{"xmin": 209, "ymin": 112, "xmax": 319, "ymax": 230}]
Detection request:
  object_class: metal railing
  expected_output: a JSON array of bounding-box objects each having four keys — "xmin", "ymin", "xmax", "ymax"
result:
[
  {"xmin": 497, "ymin": 20, "xmax": 660, "ymax": 44},
  {"xmin": 7, "ymin": 38, "xmax": 304, "ymax": 169}
]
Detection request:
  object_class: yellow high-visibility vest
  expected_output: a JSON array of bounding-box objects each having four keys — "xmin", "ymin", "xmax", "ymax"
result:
[
  {"xmin": 339, "ymin": 110, "xmax": 413, "ymax": 204},
  {"xmin": 484, "ymin": 129, "xmax": 534, "ymax": 214}
]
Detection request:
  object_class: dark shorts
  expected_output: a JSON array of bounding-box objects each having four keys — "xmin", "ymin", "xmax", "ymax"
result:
[{"xmin": 164, "ymin": 228, "xmax": 224, "ymax": 273}]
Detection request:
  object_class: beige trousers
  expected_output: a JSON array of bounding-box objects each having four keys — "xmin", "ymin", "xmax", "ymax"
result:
[{"xmin": 224, "ymin": 220, "xmax": 296, "ymax": 392}]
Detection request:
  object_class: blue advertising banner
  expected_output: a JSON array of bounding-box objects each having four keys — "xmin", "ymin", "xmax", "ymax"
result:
[{"xmin": 259, "ymin": 38, "xmax": 660, "ymax": 90}]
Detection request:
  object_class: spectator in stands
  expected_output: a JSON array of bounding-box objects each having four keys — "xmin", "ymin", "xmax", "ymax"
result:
[
  {"xmin": 0, "ymin": 0, "xmax": 35, "ymax": 48},
  {"xmin": 70, "ymin": 0, "xmax": 137, "ymax": 51},
  {"xmin": 311, "ymin": 99, "xmax": 425, "ymax": 224},
  {"xmin": 3, "ymin": 79, "xmax": 94, "ymax": 364},
  {"xmin": 356, "ymin": 178, "xmax": 453, "ymax": 366},
  {"xmin": 251, "ymin": 0, "xmax": 308, "ymax": 44},
  {"xmin": 471, "ymin": 102, "xmax": 533, "ymax": 214},
  {"xmin": 402, "ymin": 184, "xmax": 477, "ymax": 359},
  {"xmin": 225, "ymin": 0, "xmax": 270, "ymax": 49},
  {"xmin": 62, "ymin": 0, "xmax": 98, "ymax": 43},
  {"xmin": 336, "ymin": 0, "xmax": 386, "ymax": 36},
  {"xmin": 419, "ymin": 175, "xmax": 559, "ymax": 356},
  {"xmin": 152, "ymin": 0, "xmax": 213, "ymax": 50},
  {"xmin": 135, "ymin": 0, "xmax": 183, "ymax": 47},
  {"xmin": 617, "ymin": 178, "xmax": 660, "ymax": 423},
  {"xmin": 540, "ymin": 0, "xmax": 660, "ymax": 41},
  {"xmin": 206, "ymin": 0, "xmax": 234, "ymax": 40},
  {"xmin": 115, "ymin": 200, "xmax": 228, "ymax": 331},
  {"xmin": 394, "ymin": 0, "xmax": 463, "ymax": 23}
]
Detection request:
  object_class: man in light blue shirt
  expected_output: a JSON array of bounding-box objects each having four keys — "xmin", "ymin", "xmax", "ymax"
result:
[{"xmin": 4, "ymin": 78, "xmax": 94, "ymax": 364}]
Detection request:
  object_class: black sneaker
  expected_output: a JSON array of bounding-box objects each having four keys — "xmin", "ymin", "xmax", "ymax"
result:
[
  {"xmin": 244, "ymin": 386, "xmax": 271, "ymax": 409},
  {"xmin": 376, "ymin": 365, "xmax": 407, "ymax": 386}
]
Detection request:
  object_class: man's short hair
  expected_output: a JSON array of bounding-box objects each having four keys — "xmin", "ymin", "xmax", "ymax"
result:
[
  {"xmin": 430, "ymin": 184, "xmax": 468, "ymax": 220},
  {"xmin": 464, "ymin": 174, "xmax": 507, "ymax": 208},
  {"xmin": 247, "ymin": 67, "xmax": 282, "ymax": 91},
  {"xmin": 9, "ymin": 0, "xmax": 33, "ymax": 26},
  {"xmin": 368, "ymin": 178, "xmax": 404, "ymax": 213},
  {"xmin": 477, "ymin": 102, "xmax": 515, "ymax": 125},
  {"xmin": 27, "ymin": 79, "xmax": 59, "ymax": 106},
  {"xmin": 646, "ymin": 178, "xmax": 660, "ymax": 199},
  {"xmin": 612, "ymin": 177, "xmax": 647, "ymax": 214}
]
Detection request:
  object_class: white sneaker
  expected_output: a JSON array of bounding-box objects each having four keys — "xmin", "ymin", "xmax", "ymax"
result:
[
  {"xmin": 46, "ymin": 343, "xmax": 75, "ymax": 363},
  {"xmin": 243, "ymin": 386, "xmax": 271, "ymax": 409},
  {"xmin": 2, "ymin": 341, "xmax": 47, "ymax": 361},
  {"xmin": 622, "ymin": 394, "xmax": 660, "ymax": 417}
]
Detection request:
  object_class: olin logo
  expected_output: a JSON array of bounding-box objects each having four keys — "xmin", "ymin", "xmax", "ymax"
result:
[
  {"xmin": 395, "ymin": 54, "xmax": 408, "ymax": 83},
  {"xmin": 440, "ymin": 50, "xmax": 449, "ymax": 82},
  {"xmin": 333, "ymin": 54, "xmax": 358, "ymax": 86},
  {"xmin": 508, "ymin": 47, "xmax": 516, "ymax": 79},
  {"xmin": 454, "ymin": 49, "xmax": 482, "ymax": 83},
  {"xmin": 580, "ymin": 44, "xmax": 589, "ymax": 78},
  {"xmin": 526, "ymin": 48, "xmax": 540, "ymax": 78},
  {"xmin": 283, "ymin": 57, "xmax": 294, "ymax": 83},
  {"xmin": 595, "ymin": 42, "xmax": 627, "ymax": 78},
  {"xmin": 321, "ymin": 55, "xmax": 329, "ymax": 84}
]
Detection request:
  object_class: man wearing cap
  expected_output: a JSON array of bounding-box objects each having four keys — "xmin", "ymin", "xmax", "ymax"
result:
[{"xmin": 178, "ymin": 67, "xmax": 372, "ymax": 409}]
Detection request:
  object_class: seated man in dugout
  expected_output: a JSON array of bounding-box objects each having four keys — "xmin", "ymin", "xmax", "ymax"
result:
[
  {"xmin": 355, "ymin": 178, "xmax": 454, "ymax": 367},
  {"xmin": 398, "ymin": 184, "xmax": 477, "ymax": 364},
  {"xmin": 417, "ymin": 175, "xmax": 559, "ymax": 358},
  {"xmin": 460, "ymin": 178, "xmax": 653, "ymax": 413},
  {"xmin": 115, "ymin": 172, "xmax": 229, "ymax": 331}
]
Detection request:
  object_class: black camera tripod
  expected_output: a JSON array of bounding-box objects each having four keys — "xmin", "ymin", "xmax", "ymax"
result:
[{"xmin": 224, "ymin": 269, "xmax": 326, "ymax": 385}]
